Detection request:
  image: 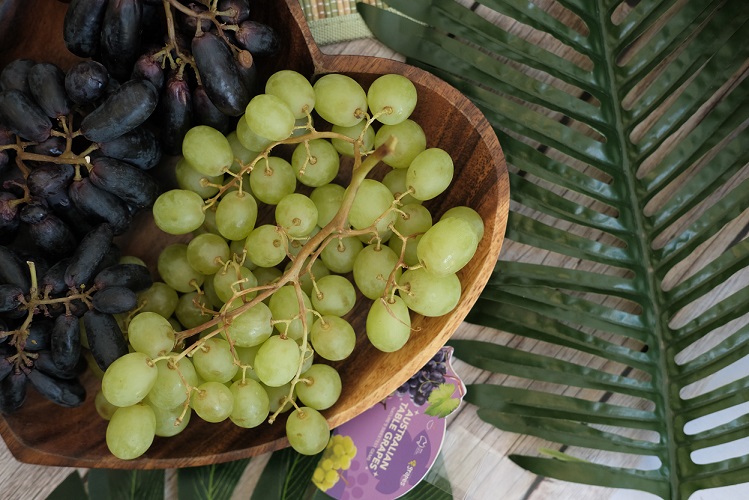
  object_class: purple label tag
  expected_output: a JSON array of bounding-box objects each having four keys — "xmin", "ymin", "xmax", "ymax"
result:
[{"xmin": 313, "ymin": 346, "xmax": 465, "ymax": 499}]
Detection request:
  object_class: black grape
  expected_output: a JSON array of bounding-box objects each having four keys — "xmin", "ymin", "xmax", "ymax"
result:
[
  {"xmin": 0, "ymin": 59, "xmax": 34, "ymax": 94},
  {"xmin": 97, "ymin": 127, "xmax": 162, "ymax": 170},
  {"xmin": 0, "ymin": 357, "xmax": 11, "ymax": 382},
  {"xmin": 234, "ymin": 20, "xmax": 280, "ymax": 57},
  {"xmin": 83, "ymin": 310, "xmax": 128, "ymax": 371},
  {"xmin": 0, "ymin": 90, "xmax": 53, "ymax": 143},
  {"xmin": 80, "ymin": 79, "xmax": 158, "ymax": 143},
  {"xmin": 217, "ymin": 0, "xmax": 250, "ymax": 25},
  {"xmin": 0, "ymin": 246, "xmax": 30, "ymax": 292},
  {"xmin": 92, "ymin": 286, "xmax": 138, "ymax": 314},
  {"xmin": 51, "ymin": 314, "xmax": 82, "ymax": 373},
  {"xmin": 27, "ymin": 63, "xmax": 72, "ymax": 119},
  {"xmin": 27, "ymin": 369, "xmax": 86, "ymax": 408},
  {"xmin": 131, "ymin": 52, "xmax": 165, "ymax": 91},
  {"xmin": 88, "ymin": 156, "xmax": 160, "ymax": 208},
  {"xmin": 63, "ymin": 0, "xmax": 110, "ymax": 57},
  {"xmin": 160, "ymin": 73, "xmax": 193, "ymax": 155},
  {"xmin": 23, "ymin": 319, "xmax": 52, "ymax": 352},
  {"xmin": 34, "ymin": 351, "xmax": 79, "ymax": 380},
  {"xmin": 45, "ymin": 188, "xmax": 97, "ymax": 238},
  {"xmin": 68, "ymin": 178, "xmax": 132, "ymax": 235},
  {"xmin": 20, "ymin": 204, "xmax": 78, "ymax": 257},
  {"xmin": 94, "ymin": 263, "xmax": 152, "ymax": 292},
  {"xmin": 26, "ymin": 163, "xmax": 75, "ymax": 198},
  {"xmin": 65, "ymin": 60, "xmax": 110, "ymax": 105},
  {"xmin": 0, "ymin": 192, "xmax": 21, "ymax": 241},
  {"xmin": 40, "ymin": 258, "xmax": 70, "ymax": 297},
  {"xmin": 193, "ymin": 85, "xmax": 233, "ymax": 135},
  {"xmin": 0, "ymin": 370, "xmax": 26, "ymax": 414},
  {"xmin": 179, "ymin": 2, "xmax": 213, "ymax": 33},
  {"xmin": 0, "ymin": 284, "xmax": 22, "ymax": 314},
  {"xmin": 191, "ymin": 31, "xmax": 251, "ymax": 116},
  {"xmin": 100, "ymin": 0, "xmax": 143, "ymax": 81},
  {"xmin": 64, "ymin": 223, "xmax": 114, "ymax": 288}
]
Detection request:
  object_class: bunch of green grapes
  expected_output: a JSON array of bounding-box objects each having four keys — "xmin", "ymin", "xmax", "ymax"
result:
[
  {"xmin": 95, "ymin": 69, "xmax": 484, "ymax": 460},
  {"xmin": 312, "ymin": 434, "xmax": 358, "ymax": 491}
]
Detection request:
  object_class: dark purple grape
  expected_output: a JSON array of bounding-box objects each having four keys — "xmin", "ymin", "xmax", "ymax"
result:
[
  {"xmin": 68, "ymin": 178, "xmax": 132, "ymax": 234},
  {"xmin": 0, "ymin": 246, "xmax": 30, "ymax": 292},
  {"xmin": 0, "ymin": 59, "xmax": 35, "ymax": 94},
  {"xmin": 26, "ymin": 163, "xmax": 75, "ymax": 198},
  {"xmin": 22, "ymin": 207, "xmax": 78, "ymax": 256},
  {"xmin": 45, "ymin": 188, "xmax": 96, "ymax": 238},
  {"xmin": 131, "ymin": 52, "xmax": 164, "ymax": 91},
  {"xmin": 27, "ymin": 369, "xmax": 85, "ymax": 408},
  {"xmin": 92, "ymin": 286, "xmax": 137, "ymax": 314},
  {"xmin": 89, "ymin": 156, "xmax": 160, "ymax": 208},
  {"xmin": 23, "ymin": 319, "xmax": 52, "ymax": 352},
  {"xmin": 234, "ymin": 20, "xmax": 280, "ymax": 57},
  {"xmin": 0, "ymin": 192, "xmax": 20, "ymax": 241},
  {"xmin": 179, "ymin": 2, "xmax": 213, "ymax": 33},
  {"xmin": 192, "ymin": 85, "xmax": 233, "ymax": 134},
  {"xmin": 50, "ymin": 315, "xmax": 81, "ymax": 373},
  {"xmin": 64, "ymin": 223, "xmax": 113, "ymax": 288},
  {"xmin": 0, "ymin": 285, "xmax": 22, "ymax": 314},
  {"xmin": 100, "ymin": 0, "xmax": 143, "ymax": 81},
  {"xmin": 192, "ymin": 31, "xmax": 251, "ymax": 116},
  {"xmin": 236, "ymin": 50, "xmax": 259, "ymax": 96},
  {"xmin": 80, "ymin": 78, "xmax": 158, "ymax": 143},
  {"xmin": 26, "ymin": 136, "xmax": 67, "ymax": 159},
  {"xmin": 98, "ymin": 127, "xmax": 161, "ymax": 170},
  {"xmin": 0, "ymin": 357, "xmax": 11, "ymax": 381},
  {"xmin": 63, "ymin": 0, "xmax": 110, "ymax": 57},
  {"xmin": 40, "ymin": 258, "xmax": 70, "ymax": 297},
  {"xmin": 217, "ymin": 0, "xmax": 250, "ymax": 25},
  {"xmin": 83, "ymin": 309, "xmax": 128, "ymax": 371},
  {"xmin": 0, "ymin": 89, "xmax": 53, "ymax": 143},
  {"xmin": 413, "ymin": 393, "xmax": 427, "ymax": 406},
  {"xmin": 94, "ymin": 263, "xmax": 152, "ymax": 292},
  {"xmin": 160, "ymin": 73, "xmax": 193, "ymax": 155},
  {"xmin": 420, "ymin": 381, "xmax": 435, "ymax": 394},
  {"xmin": 65, "ymin": 60, "xmax": 110, "ymax": 105},
  {"xmin": 34, "ymin": 350, "xmax": 79, "ymax": 380},
  {"xmin": 27, "ymin": 63, "xmax": 72, "ymax": 119},
  {"xmin": 0, "ymin": 370, "xmax": 26, "ymax": 414}
]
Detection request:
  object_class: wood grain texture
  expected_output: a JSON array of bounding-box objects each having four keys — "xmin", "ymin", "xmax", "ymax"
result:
[{"xmin": 0, "ymin": 0, "xmax": 509, "ymax": 470}]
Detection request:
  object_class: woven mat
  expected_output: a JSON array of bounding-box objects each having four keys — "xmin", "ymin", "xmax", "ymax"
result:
[{"xmin": 298, "ymin": 0, "xmax": 385, "ymax": 45}]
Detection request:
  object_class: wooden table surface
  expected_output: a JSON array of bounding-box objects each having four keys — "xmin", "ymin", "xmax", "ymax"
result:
[{"xmin": 2, "ymin": 11, "xmax": 749, "ymax": 500}]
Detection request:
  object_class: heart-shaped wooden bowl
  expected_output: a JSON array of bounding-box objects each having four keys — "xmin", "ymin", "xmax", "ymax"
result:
[{"xmin": 0, "ymin": 0, "xmax": 509, "ymax": 468}]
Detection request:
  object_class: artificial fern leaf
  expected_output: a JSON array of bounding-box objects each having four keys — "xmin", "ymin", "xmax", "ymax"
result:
[{"xmin": 359, "ymin": 0, "xmax": 749, "ymax": 498}]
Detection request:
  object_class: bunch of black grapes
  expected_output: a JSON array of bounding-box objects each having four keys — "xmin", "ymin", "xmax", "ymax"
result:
[
  {"xmin": 0, "ymin": 223, "xmax": 152, "ymax": 414},
  {"xmin": 63, "ymin": 0, "xmax": 280, "ymax": 153}
]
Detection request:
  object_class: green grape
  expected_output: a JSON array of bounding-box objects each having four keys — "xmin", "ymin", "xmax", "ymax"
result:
[
  {"xmin": 353, "ymin": 244, "xmax": 401, "ymax": 300},
  {"xmin": 286, "ymin": 406, "xmax": 330, "ymax": 455},
  {"xmin": 245, "ymin": 93, "xmax": 296, "ymax": 142},
  {"xmin": 300, "ymin": 341, "xmax": 314, "ymax": 374},
  {"xmin": 229, "ymin": 378, "xmax": 270, "ymax": 428},
  {"xmin": 153, "ymin": 189, "xmax": 206, "ymax": 235},
  {"xmin": 157, "ymin": 243, "xmax": 205, "ymax": 293},
  {"xmin": 249, "ymin": 156, "xmax": 297, "ymax": 205},
  {"xmin": 95, "ymin": 390, "xmax": 118, "ymax": 421},
  {"xmin": 128, "ymin": 312, "xmax": 176, "ymax": 358},
  {"xmin": 310, "ymin": 183, "xmax": 345, "ymax": 228},
  {"xmin": 254, "ymin": 335, "xmax": 301, "ymax": 387},
  {"xmin": 347, "ymin": 179, "xmax": 397, "ymax": 236},
  {"xmin": 268, "ymin": 286, "xmax": 313, "ymax": 341},
  {"xmin": 374, "ymin": 119, "xmax": 426, "ymax": 169},
  {"xmin": 175, "ymin": 157, "xmax": 223, "ymax": 199},
  {"xmin": 394, "ymin": 203, "xmax": 433, "ymax": 237},
  {"xmin": 382, "ymin": 168, "xmax": 420, "ymax": 205},
  {"xmin": 229, "ymin": 238, "xmax": 249, "ymax": 263},
  {"xmin": 138, "ymin": 282, "xmax": 179, "ymax": 319},
  {"xmin": 202, "ymin": 274, "xmax": 223, "ymax": 308},
  {"xmin": 311, "ymin": 274, "xmax": 356, "ymax": 317},
  {"xmin": 221, "ymin": 300, "xmax": 273, "ymax": 347},
  {"xmin": 388, "ymin": 233, "xmax": 422, "ymax": 267},
  {"xmin": 398, "ymin": 267, "xmax": 461, "ymax": 316},
  {"xmin": 367, "ymin": 74, "xmax": 417, "ymax": 125},
  {"xmin": 183, "ymin": 125, "xmax": 234, "ymax": 176},
  {"xmin": 366, "ymin": 296, "xmax": 411, "ymax": 352},
  {"xmin": 119, "ymin": 255, "xmax": 146, "ymax": 266},
  {"xmin": 147, "ymin": 356, "xmax": 199, "ymax": 410},
  {"xmin": 187, "ymin": 233, "xmax": 231, "ymax": 275},
  {"xmin": 331, "ymin": 120, "xmax": 375, "ymax": 157},
  {"xmin": 287, "ymin": 226, "xmax": 320, "ymax": 259},
  {"xmin": 232, "ymin": 345, "xmax": 261, "ymax": 382},
  {"xmin": 101, "ymin": 352, "xmax": 158, "ymax": 407},
  {"xmin": 290, "ymin": 257, "xmax": 330, "ymax": 296},
  {"xmin": 213, "ymin": 264, "xmax": 257, "ymax": 304},
  {"xmin": 236, "ymin": 113, "xmax": 273, "ymax": 152},
  {"xmin": 190, "ymin": 381, "xmax": 234, "ymax": 423},
  {"xmin": 174, "ymin": 291, "xmax": 212, "ymax": 329},
  {"xmin": 215, "ymin": 191, "xmax": 258, "ymax": 241},
  {"xmin": 265, "ymin": 69, "xmax": 315, "ymax": 119},
  {"xmin": 244, "ymin": 224, "xmax": 288, "ymax": 268},
  {"xmin": 320, "ymin": 235, "xmax": 362, "ymax": 273},
  {"xmin": 254, "ymin": 266, "xmax": 283, "ymax": 288},
  {"xmin": 106, "ymin": 404, "xmax": 156, "ymax": 460},
  {"xmin": 152, "ymin": 403, "xmax": 191, "ymax": 438},
  {"xmin": 291, "ymin": 139, "xmax": 340, "ymax": 187},
  {"xmin": 191, "ymin": 337, "xmax": 238, "ymax": 383},
  {"xmin": 417, "ymin": 217, "xmax": 478, "ymax": 276},
  {"xmin": 296, "ymin": 364, "xmax": 342, "ymax": 411},
  {"xmin": 407, "ymin": 148, "xmax": 454, "ymax": 201},
  {"xmin": 264, "ymin": 382, "xmax": 296, "ymax": 413},
  {"xmin": 275, "ymin": 193, "xmax": 318, "ymax": 237},
  {"xmin": 227, "ymin": 130, "xmax": 257, "ymax": 174},
  {"xmin": 440, "ymin": 206, "xmax": 485, "ymax": 241},
  {"xmin": 313, "ymin": 74, "xmax": 367, "ymax": 127},
  {"xmin": 201, "ymin": 204, "xmax": 220, "ymax": 235}
]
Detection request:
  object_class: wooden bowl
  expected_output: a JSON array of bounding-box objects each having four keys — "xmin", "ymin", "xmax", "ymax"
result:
[{"xmin": 0, "ymin": 0, "xmax": 509, "ymax": 468}]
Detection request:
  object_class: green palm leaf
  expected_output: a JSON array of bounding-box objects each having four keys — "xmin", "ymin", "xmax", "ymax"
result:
[{"xmin": 359, "ymin": 0, "xmax": 749, "ymax": 498}]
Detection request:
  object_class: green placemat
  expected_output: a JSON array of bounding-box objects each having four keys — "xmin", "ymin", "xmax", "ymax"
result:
[{"xmin": 298, "ymin": 0, "xmax": 385, "ymax": 45}]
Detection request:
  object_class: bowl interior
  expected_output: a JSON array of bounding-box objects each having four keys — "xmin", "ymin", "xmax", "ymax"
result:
[{"xmin": 0, "ymin": 0, "xmax": 509, "ymax": 468}]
